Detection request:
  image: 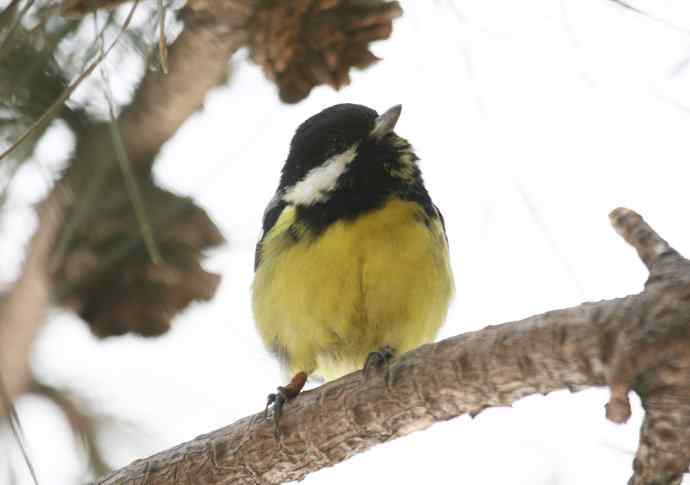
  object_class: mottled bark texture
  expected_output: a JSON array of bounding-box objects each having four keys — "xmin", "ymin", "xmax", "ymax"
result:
[{"xmin": 91, "ymin": 208, "xmax": 690, "ymax": 485}]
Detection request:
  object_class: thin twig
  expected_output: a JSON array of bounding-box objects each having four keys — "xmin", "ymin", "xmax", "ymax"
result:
[
  {"xmin": 94, "ymin": 8, "xmax": 162, "ymax": 265},
  {"xmin": 157, "ymin": 0, "xmax": 168, "ymax": 74},
  {"xmin": 47, "ymin": 2, "xmax": 141, "ymax": 271},
  {"xmin": 103, "ymin": 85, "xmax": 163, "ymax": 264},
  {"xmin": 607, "ymin": 0, "xmax": 690, "ymax": 36}
]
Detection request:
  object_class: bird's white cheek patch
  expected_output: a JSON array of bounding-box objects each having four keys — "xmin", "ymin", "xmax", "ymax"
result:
[{"xmin": 283, "ymin": 144, "xmax": 358, "ymax": 205}]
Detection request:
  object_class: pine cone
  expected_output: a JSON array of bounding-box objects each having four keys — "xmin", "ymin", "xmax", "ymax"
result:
[
  {"xmin": 56, "ymin": 180, "xmax": 224, "ymax": 338},
  {"xmin": 248, "ymin": 0, "xmax": 402, "ymax": 103}
]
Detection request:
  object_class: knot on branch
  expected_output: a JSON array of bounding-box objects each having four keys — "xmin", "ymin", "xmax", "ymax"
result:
[
  {"xmin": 56, "ymin": 183, "xmax": 224, "ymax": 337},
  {"xmin": 248, "ymin": 0, "xmax": 402, "ymax": 103}
]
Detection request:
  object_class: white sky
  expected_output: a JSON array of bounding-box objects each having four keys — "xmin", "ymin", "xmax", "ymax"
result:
[{"xmin": 2, "ymin": 0, "xmax": 690, "ymax": 483}]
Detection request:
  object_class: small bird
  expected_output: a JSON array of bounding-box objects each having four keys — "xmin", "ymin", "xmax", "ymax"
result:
[{"xmin": 252, "ymin": 104, "xmax": 454, "ymax": 434}]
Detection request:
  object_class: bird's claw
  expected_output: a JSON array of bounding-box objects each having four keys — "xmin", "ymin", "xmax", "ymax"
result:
[
  {"xmin": 263, "ymin": 371, "xmax": 308, "ymax": 439},
  {"xmin": 265, "ymin": 387, "xmax": 289, "ymax": 438},
  {"xmin": 363, "ymin": 346, "xmax": 395, "ymax": 379}
]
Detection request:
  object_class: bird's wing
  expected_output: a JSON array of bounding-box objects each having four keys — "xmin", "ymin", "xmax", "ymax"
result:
[
  {"xmin": 255, "ymin": 192, "xmax": 287, "ymax": 271},
  {"xmin": 433, "ymin": 203, "xmax": 449, "ymax": 245}
]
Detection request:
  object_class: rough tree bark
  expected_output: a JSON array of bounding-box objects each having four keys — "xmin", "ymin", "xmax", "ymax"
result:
[{"xmin": 92, "ymin": 208, "xmax": 690, "ymax": 485}]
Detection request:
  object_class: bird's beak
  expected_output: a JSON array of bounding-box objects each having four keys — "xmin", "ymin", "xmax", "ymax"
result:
[{"xmin": 370, "ymin": 105, "xmax": 402, "ymax": 140}]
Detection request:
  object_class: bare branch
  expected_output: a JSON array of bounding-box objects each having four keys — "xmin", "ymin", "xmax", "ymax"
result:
[
  {"xmin": 92, "ymin": 209, "xmax": 690, "ymax": 485},
  {"xmin": 110, "ymin": 8, "xmax": 247, "ymax": 165},
  {"xmin": 0, "ymin": 189, "xmax": 67, "ymax": 402}
]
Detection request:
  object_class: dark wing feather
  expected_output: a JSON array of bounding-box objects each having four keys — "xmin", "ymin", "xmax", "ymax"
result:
[
  {"xmin": 433, "ymin": 203, "xmax": 449, "ymax": 245},
  {"xmin": 255, "ymin": 193, "xmax": 287, "ymax": 271}
]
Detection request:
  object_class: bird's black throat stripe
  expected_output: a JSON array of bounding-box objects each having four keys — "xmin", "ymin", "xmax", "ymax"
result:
[{"xmin": 296, "ymin": 137, "xmax": 436, "ymax": 235}]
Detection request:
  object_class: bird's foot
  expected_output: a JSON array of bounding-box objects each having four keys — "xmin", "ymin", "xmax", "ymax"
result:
[
  {"xmin": 265, "ymin": 371, "xmax": 307, "ymax": 438},
  {"xmin": 362, "ymin": 346, "xmax": 396, "ymax": 379}
]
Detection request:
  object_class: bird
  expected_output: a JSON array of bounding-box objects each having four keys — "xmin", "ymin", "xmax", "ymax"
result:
[{"xmin": 252, "ymin": 103, "xmax": 454, "ymax": 435}]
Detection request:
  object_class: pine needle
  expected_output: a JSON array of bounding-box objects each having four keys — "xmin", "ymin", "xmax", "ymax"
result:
[
  {"xmin": 157, "ymin": 0, "xmax": 168, "ymax": 74},
  {"xmin": 0, "ymin": 0, "xmax": 36, "ymax": 60},
  {"xmin": 96, "ymin": 6, "xmax": 162, "ymax": 266},
  {"xmin": 103, "ymin": 84, "xmax": 163, "ymax": 265},
  {"xmin": 608, "ymin": 0, "xmax": 690, "ymax": 35},
  {"xmin": 0, "ymin": 0, "xmax": 141, "ymax": 163}
]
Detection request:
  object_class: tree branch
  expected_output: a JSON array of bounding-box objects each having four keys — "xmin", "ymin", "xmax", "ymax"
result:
[
  {"xmin": 108, "ymin": 8, "xmax": 248, "ymax": 166},
  {"xmin": 0, "ymin": 190, "xmax": 67, "ymax": 400},
  {"xmin": 91, "ymin": 208, "xmax": 690, "ymax": 485}
]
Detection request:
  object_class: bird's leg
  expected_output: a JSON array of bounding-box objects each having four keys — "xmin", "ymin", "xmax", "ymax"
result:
[
  {"xmin": 265, "ymin": 371, "xmax": 307, "ymax": 438},
  {"xmin": 362, "ymin": 345, "xmax": 396, "ymax": 379}
]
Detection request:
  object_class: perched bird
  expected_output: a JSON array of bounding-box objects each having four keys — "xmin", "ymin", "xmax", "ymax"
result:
[{"xmin": 252, "ymin": 103, "xmax": 454, "ymax": 433}]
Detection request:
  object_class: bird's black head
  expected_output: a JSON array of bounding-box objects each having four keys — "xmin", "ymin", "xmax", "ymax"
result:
[
  {"xmin": 275, "ymin": 103, "xmax": 433, "ymax": 232},
  {"xmin": 279, "ymin": 104, "xmax": 385, "ymax": 187}
]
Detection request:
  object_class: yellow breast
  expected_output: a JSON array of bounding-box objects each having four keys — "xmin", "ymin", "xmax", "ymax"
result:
[{"xmin": 252, "ymin": 198, "xmax": 454, "ymax": 380}]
